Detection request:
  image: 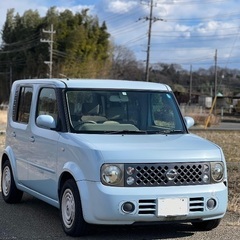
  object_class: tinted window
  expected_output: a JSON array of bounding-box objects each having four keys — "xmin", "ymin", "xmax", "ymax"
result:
[{"xmin": 16, "ymin": 87, "xmax": 33, "ymax": 124}]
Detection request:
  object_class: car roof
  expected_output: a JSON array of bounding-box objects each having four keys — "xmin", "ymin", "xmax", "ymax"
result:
[{"xmin": 13, "ymin": 79, "xmax": 172, "ymax": 91}]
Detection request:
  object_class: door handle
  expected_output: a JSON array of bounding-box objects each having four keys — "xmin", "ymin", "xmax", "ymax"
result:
[
  {"xmin": 11, "ymin": 132, "xmax": 16, "ymax": 137},
  {"xmin": 29, "ymin": 136, "xmax": 35, "ymax": 142}
]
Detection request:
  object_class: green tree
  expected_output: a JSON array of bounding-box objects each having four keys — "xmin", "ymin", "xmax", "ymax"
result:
[{"xmin": 0, "ymin": 7, "xmax": 112, "ymax": 101}]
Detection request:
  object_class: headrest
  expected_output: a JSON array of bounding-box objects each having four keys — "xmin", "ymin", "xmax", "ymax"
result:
[{"xmin": 82, "ymin": 103, "xmax": 99, "ymax": 115}]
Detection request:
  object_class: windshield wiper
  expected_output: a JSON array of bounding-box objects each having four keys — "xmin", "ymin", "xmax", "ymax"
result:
[
  {"xmin": 107, "ymin": 130, "xmax": 148, "ymax": 135},
  {"xmin": 162, "ymin": 129, "xmax": 184, "ymax": 134},
  {"xmin": 147, "ymin": 129, "xmax": 184, "ymax": 134},
  {"xmin": 77, "ymin": 129, "xmax": 184, "ymax": 135}
]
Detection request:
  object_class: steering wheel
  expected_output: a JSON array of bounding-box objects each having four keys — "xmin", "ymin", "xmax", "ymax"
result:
[{"xmin": 73, "ymin": 120, "xmax": 97, "ymax": 130}]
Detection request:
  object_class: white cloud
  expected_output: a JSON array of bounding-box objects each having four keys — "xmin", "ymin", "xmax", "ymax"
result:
[{"xmin": 106, "ymin": 0, "xmax": 138, "ymax": 14}]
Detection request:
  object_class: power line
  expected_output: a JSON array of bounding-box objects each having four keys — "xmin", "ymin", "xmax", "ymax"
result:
[
  {"xmin": 0, "ymin": 33, "xmax": 40, "ymax": 54},
  {"xmin": 0, "ymin": 41, "xmax": 40, "ymax": 54},
  {"xmin": 2, "ymin": 32, "xmax": 40, "ymax": 47},
  {"xmin": 157, "ymin": 0, "xmax": 227, "ymax": 5},
  {"xmin": 99, "ymin": 0, "xmax": 239, "ymax": 69},
  {"xmin": 165, "ymin": 11, "xmax": 240, "ymax": 22},
  {"xmin": 224, "ymin": 26, "xmax": 240, "ymax": 68}
]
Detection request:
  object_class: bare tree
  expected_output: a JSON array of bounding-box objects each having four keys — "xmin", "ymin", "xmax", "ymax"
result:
[{"xmin": 110, "ymin": 44, "xmax": 144, "ymax": 80}]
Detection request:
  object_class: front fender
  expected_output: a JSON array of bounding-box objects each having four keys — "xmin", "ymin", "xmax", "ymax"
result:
[
  {"xmin": 61, "ymin": 161, "xmax": 86, "ymax": 182},
  {"xmin": 58, "ymin": 161, "xmax": 95, "ymax": 216},
  {"xmin": 58, "ymin": 161, "xmax": 94, "ymax": 197}
]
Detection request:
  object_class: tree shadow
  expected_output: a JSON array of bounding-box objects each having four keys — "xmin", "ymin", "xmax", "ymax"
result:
[
  {"xmin": 87, "ymin": 223, "xmax": 195, "ymax": 240},
  {"xmin": 1, "ymin": 193, "xmax": 197, "ymax": 240}
]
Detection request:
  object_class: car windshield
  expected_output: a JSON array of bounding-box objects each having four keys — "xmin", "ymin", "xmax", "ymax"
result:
[{"xmin": 66, "ymin": 89, "xmax": 186, "ymax": 134}]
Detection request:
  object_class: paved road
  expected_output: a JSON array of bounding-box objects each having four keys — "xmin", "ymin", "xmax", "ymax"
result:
[
  {"xmin": 0, "ymin": 192, "xmax": 239, "ymax": 240},
  {"xmin": 192, "ymin": 121, "xmax": 240, "ymax": 130}
]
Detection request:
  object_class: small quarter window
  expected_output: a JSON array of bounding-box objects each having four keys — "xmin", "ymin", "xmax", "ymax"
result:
[{"xmin": 36, "ymin": 88, "xmax": 58, "ymax": 124}]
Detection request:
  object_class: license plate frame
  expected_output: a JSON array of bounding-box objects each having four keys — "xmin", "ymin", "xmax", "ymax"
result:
[{"xmin": 157, "ymin": 198, "xmax": 188, "ymax": 217}]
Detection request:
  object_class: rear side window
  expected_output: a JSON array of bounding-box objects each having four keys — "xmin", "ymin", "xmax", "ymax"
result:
[{"xmin": 14, "ymin": 86, "xmax": 33, "ymax": 124}]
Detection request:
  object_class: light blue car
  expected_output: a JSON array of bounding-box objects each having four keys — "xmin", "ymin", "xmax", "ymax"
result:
[{"xmin": 1, "ymin": 79, "xmax": 228, "ymax": 237}]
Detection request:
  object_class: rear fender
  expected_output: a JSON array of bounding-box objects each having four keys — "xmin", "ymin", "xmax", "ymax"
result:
[{"xmin": 1, "ymin": 146, "xmax": 19, "ymax": 184}]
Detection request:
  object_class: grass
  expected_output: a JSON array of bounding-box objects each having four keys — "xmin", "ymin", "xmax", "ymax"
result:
[
  {"xmin": 0, "ymin": 109, "xmax": 7, "ymax": 127},
  {"xmin": 190, "ymin": 129, "xmax": 240, "ymax": 216},
  {"xmin": 190, "ymin": 130, "xmax": 240, "ymax": 163},
  {"xmin": 0, "ymin": 110, "xmax": 239, "ymax": 217}
]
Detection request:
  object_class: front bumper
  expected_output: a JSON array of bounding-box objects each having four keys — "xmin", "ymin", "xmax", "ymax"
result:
[{"xmin": 78, "ymin": 181, "xmax": 228, "ymax": 225}]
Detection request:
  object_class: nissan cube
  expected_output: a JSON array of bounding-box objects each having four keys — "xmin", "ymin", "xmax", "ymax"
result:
[{"xmin": 1, "ymin": 79, "xmax": 228, "ymax": 237}]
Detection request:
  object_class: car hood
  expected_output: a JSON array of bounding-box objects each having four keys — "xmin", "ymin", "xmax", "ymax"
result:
[{"xmin": 67, "ymin": 133, "xmax": 222, "ymax": 163}]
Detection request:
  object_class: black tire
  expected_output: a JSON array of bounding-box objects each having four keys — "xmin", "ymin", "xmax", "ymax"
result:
[
  {"xmin": 1, "ymin": 159, "xmax": 23, "ymax": 203},
  {"xmin": 60, "ymin": 179, "xmax": 89, "ymax": 237},
  {"xmin": 191, "ymin": 219, "xmax": 221, "ymax": 231}
]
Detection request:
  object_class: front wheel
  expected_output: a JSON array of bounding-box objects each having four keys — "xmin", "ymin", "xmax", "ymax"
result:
[
  {"xmin": 60, "ymin": 179, "xmax": 89, "ymax": 237},
  {"xmin": 191, "ymin": 219, "xmax": 221, "ymax": 231},
  {"xmin": 1, "ymin": 159, "xmax": 23, "ymax": 203}
]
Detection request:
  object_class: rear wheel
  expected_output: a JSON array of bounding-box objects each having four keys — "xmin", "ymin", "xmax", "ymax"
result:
[
  {"xmin": 191, "ymin": 219, "xmax": 221, "ymax": 231},
  {"xmin": 1, "ymin": 159, "xmax": 23, "ymax": 203},
  {"xmin": 60, "ymin": 179, "xmax": 88, "ymax": 237}
]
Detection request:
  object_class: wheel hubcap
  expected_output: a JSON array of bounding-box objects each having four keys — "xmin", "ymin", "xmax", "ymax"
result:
[
  {"xmin": 62, "ymin": 189, "xmax": 75, "ymax": 229},
  {"xmin": 2, "ymin": 166, "xmax": 11, "ymax": 196}
]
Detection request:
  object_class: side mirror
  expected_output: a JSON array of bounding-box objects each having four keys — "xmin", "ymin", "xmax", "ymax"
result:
[
  {"xmin": 36, "ymin": 115, "xmax": 56, "ymax": 129},
  {"xmin": 184, "ymin": 116, "xmax": 195, "ymax": 129}
]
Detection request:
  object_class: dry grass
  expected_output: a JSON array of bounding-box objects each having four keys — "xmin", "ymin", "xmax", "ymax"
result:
[
  {"xmin": 224, "ymin": 163, "xmax": 240, "ymax": 215},
  {"xmin": 190, "ymin": 130, "xmax": 240, "ymax": 163},
  {"xmin": 0, "ymin": 110, "xmax": 239, "ymax": 217},
  {"xmin": 0, "ymin": 109, "xmax": 7, "ymax": 127},
  {"xmin": 190, "ymin": 129, "xmax": 240, "ymax": 216}
]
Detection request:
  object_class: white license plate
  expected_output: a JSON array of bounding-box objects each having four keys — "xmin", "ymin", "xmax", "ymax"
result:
[{"xmin": 157, "ymin": 198, "xmax": 188, "ymax": 217}]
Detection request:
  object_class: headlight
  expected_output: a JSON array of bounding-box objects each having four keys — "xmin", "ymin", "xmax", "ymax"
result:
[
  {"xmin": 101, "ymin": 164, "xmax": 124, "ymax": 186},
  {"xmin": 211, "ymin": 162, "xmax": 224, "ymax": 182}
]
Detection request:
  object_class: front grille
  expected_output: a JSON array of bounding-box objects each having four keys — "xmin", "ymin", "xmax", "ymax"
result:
[
  {"xmin": 138, "ymin": 199, "xmax": 156, "ymax": 215},
  {"xmin": 189, "ymin": 197, "xmax": 204, "ymax": 212},
  {"xmin": 125, "ymin": 162, "xmax": 210, "ymax": 187}
]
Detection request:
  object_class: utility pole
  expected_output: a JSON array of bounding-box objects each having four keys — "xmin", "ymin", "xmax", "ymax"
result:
[
  {"xmin": 213, "ymin": 49, "xmax": 218, "ymax": 115},
  {"xmin": 145, "ymin": 0, "xmax": 154, "ymax": 82},
  {"xmin": 9, "ymin": 62, "xmax": 12, "ymax": 90},
  {"xmin": 214, "ymin": 49, "xmax": 218, "ymax": 97},
  {"xmin": 189, "ymin": 64, "xmax": 192, "ymax": 105},
  {"xmin": 40, "ymin": 24, "xmax": 56, "ymax": 78},
  {"xmin": 140, "ymin": 0, "xmax": 165, "ymax": 82}
]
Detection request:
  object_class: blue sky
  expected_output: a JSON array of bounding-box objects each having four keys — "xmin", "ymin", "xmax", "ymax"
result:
[{"xmin": 1, "ymin": 0, "xmax": 240, "ymax": 70}]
